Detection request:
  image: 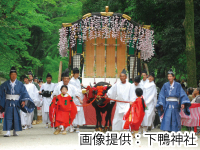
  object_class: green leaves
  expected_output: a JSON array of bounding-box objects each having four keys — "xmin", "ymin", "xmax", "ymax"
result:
[
  {"xmin": 0, "ymin": 0, "xmax": 82, "ymax": 81},
  {"xmin": 41, "ymin": 56, "xmax": 69, "ymax": 83}
]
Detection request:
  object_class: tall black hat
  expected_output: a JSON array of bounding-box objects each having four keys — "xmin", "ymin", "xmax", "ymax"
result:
[
  {"xmin": 73, "ymin": 67, "xmax": 79, "ymax": 74},
  {"xmin": 61, "ymin": 68, "xmax": 69, "ymax": 78},
  {"xmin": 63, "ymin": 68, "xmax": 69, "ymax": 77},
  {"xmin": 168, "ymin": 69, "xmax": 174, "ymax": 76},
  {"xmin": 10, "ymin": 66, "xmax": 17, "ymax": 74},
  {"xmin": 121, "ymin": 68, "xmax": 127, "ymax": 75},
  {"xmin": 46, "ymin": 72, "xmax": 52, "ymax": 78}
]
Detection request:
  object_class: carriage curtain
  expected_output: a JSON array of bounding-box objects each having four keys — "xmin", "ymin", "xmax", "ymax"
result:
[{"xmin": 84, "ymin": 31, "xmax": 127, "ymax": 78}]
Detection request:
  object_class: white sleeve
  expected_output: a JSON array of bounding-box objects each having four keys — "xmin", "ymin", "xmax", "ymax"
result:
[{"xmin": 72, "ymin": 85, "xmax": 80, "ymax": 98}]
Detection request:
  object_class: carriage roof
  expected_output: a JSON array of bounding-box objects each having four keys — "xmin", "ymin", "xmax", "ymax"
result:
[{"xmin": 58, "ymin": 6, "xmax": 154, "ymax": 85}]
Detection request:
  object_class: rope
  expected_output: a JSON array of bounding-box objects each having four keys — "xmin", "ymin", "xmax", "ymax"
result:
[
  {"xmin": 97, "ymin": 103, "xmax": 108, "ymax": 108},
  {"xmin": 75, "ymin": 97, "xmax": 96, "ymax": 107},
  {"xmin": 75, "ymin": 96, "xmax": 131, "ymax": 107},
  {"xmin": 105, "ymin": 98, "xmax": 130, "ymax": 103}
]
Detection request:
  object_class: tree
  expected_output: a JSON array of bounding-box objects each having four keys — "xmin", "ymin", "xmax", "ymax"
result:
[
  {"xmin": 0, "ymin": 0, "xmax": 82, "ymax": 82},
  {"xmin": 183, "ymin": 0, "xmax": 196, "ymax": 87},
  {"xmin": 81, "ymin": 0, "xmax": 200, "ymax": 87},
  {"xmin": 0, "ymin": 0, "xmax": 53, "ymax": 79}
]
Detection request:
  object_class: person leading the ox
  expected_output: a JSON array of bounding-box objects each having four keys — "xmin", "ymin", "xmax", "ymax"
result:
[
  {"xmin": 52, "ymin": 69, "xmax": 81, "ymax": 133},
  {"xmin": 0, "ymin": 67, "xmax": 35, "ymax": 137},
  {"xmin": 156, "ymin": 69, "xmax": 191, "ymax": 132},
  {"xmin": 141, "ymin": 72, "xmax": 157, "ymax": 133},
  {"xmin": 69, "ymin": 68, "xmax": 85, "ymax": 133},
  {"xmin": 106, "ymin": 69, "xmax": 131, "ymax": 131}
]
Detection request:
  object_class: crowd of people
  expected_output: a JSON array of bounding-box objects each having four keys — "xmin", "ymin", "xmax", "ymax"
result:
[
  {"xmin": 0, "ymin": 67, "xmax": 86, "ymax": 136},
  {"xmin": 0, "ymin": 66, "xmax": 199, "ymax": 138}
]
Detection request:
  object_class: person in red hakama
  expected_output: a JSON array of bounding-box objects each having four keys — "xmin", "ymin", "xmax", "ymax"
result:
[
  {"xmin": 49, "ymin": 85, "xmax": 77, "ymax": 135},
  {"xmin": 123, "ymin": 88, "xmax": 146, "ymax": 137}
]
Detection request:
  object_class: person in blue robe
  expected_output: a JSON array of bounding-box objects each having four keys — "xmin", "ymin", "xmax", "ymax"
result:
[
  {"xmin": 0, "ymin": 67, "xmax": 35, "ymax": 137},
  {"xmin": 156, "ymin": 69, "xmax": 191, "ymax": 132}
]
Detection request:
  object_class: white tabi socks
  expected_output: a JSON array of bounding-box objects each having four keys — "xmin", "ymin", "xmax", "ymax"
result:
[
  {"xmin": 4, "ymin": 131, "xmax": 11, "ymax": 137},
  {"xmin": 60, "ymin": 125, "xmax": 64, "ymax": 131}
]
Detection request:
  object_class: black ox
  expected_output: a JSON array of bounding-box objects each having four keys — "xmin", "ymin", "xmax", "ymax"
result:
[{"xmin": 85, "ymin": 82, "xmax": 116, "ymax": 131}]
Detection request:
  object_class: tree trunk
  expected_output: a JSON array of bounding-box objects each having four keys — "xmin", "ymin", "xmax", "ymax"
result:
[{"xmin": 183, "ymin": 0, "xmax": 196, "ymax": 87}]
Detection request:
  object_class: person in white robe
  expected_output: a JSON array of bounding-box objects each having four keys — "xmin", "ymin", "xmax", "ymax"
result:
[
  {"xmin": 51, "ymin": 69, "xmax": 75, "ymax": 98},
  {"xmin": 39, "ymin": 73, "xmax": 55, "ymax": 128},
  {"xmin": 21, "ymin": 75, "xmax": 40, "ymax": 129},
  {"xmin": 51, "ymin": 69, "xmax": 81, "ymax": 134},
  {"xmin": 140, "ymin": 70, "xmax": 149, "ymax": 89},
  {"xmin": 130, "ymin": 76, "xmax": 143, "ymax": 102},
  {"xmin": 106, "ymin": 69, "xmax": 131, "ymax": 131},
  {"xmin": 69, "ymin": 68, "xmax": 85, "ymax": 133},
  {"xmin": 141, "ymin": 72, "xmax": 157, "ymax": 133}
]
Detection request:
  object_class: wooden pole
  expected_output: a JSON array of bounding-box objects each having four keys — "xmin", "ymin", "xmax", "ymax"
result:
[{"xmin": 58, "ymin": 61, "xmax": 62, "ymax": 82}]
